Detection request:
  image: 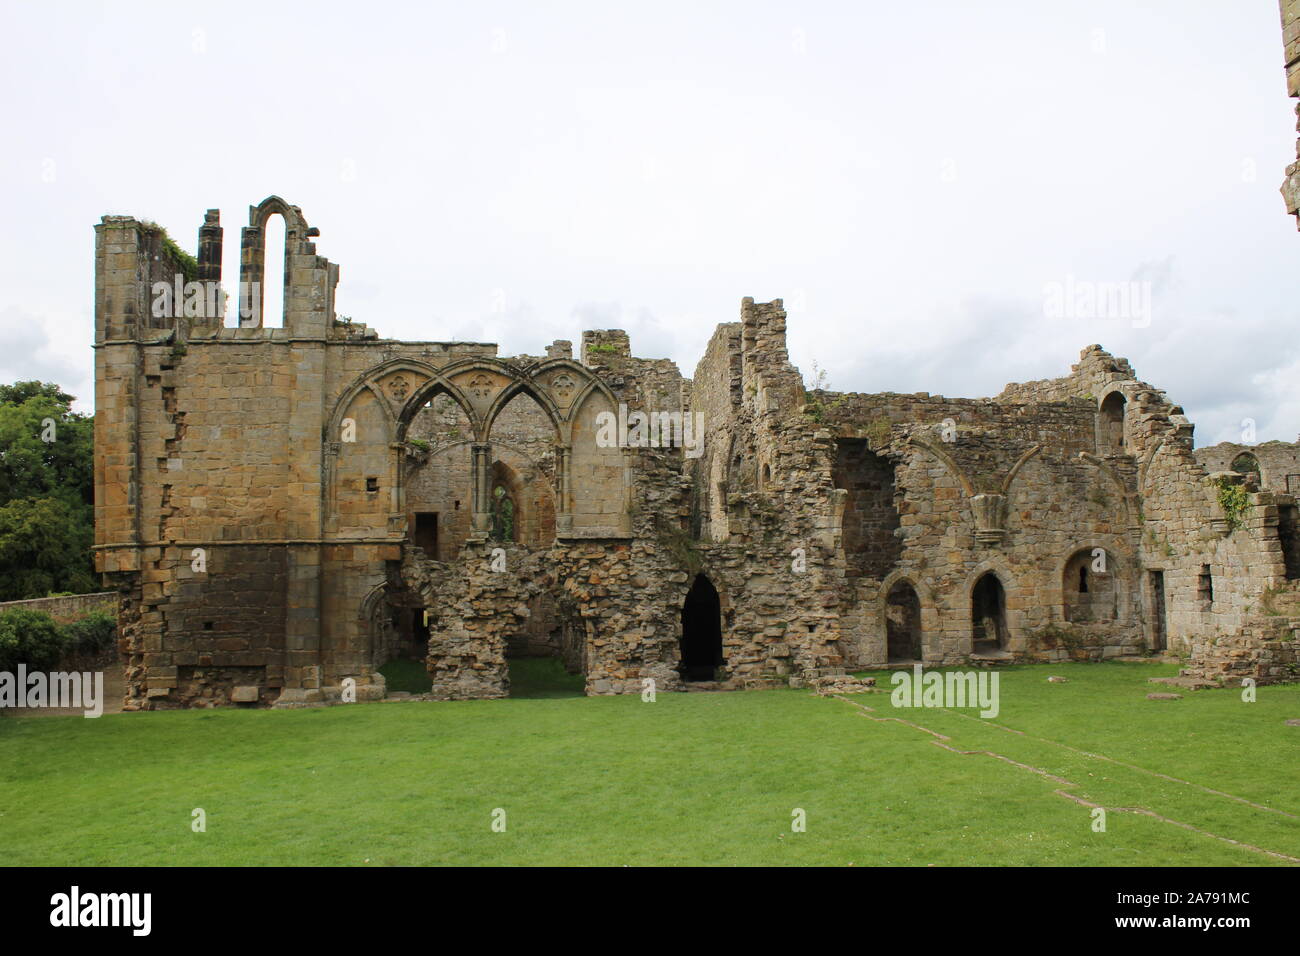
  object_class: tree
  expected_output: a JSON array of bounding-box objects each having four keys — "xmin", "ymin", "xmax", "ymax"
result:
[
  {"xmin": 0, "ymin": 381, "xmax": 96, "ymax": 599},
  {"xmin": 0, "ymin": 608, "xmax": 66, "ymax": 672}
]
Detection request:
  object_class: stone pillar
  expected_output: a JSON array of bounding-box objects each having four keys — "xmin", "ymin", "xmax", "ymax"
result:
[
  {"xmin": 238, "ymin": 224, "xmax": 263, "ymax": 328},
  {"xmin": 556, "ymin": 445, "xmax": 573, "ymax": 532},
  {"xmin": 197, "ymin": 210, "xmax": 222, "ymax": 282},
  {"xmin": 472, "ymin": 443, "xmax": 492, "ymax": 533}
]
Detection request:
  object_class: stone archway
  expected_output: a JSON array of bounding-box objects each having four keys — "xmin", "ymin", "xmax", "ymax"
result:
[
  {"xmin": 885, "ymin": 579, "xmax": 923, "ymax": 663},
  {"xmin": 679, "ymin": 573, "xmax": 723, "ymax": 681},
  {"xmin": 971, "ymin": 572, "xmax": 1007, "ymax": 654}
]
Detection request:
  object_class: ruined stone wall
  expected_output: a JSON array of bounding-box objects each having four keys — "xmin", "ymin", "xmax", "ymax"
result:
[
  {"xmin": 1280, "ymin": 0, "xmax": 1300, "ymax": 224},
  {"xmin": 1196, "ymin": 440, "xmax": 1300, "ymax": 494},
  {"xmin": 96, "ymin": 198, "xmax": 1300, "ymax": 709},
  {"xmin": 0, "ymin": 591, "xmax": 118, "ymax": 625},
  {"xmin": 990, "ymin": 344, "xmax": 1297, "ymax": 676}
]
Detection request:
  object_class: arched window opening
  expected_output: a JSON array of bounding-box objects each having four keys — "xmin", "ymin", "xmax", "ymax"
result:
[
  {"xmin": 1098, "ymin": 392, "xmax": 1126, "ymax": 455},
  {"xmin": 1231, "ymin": 452, "xmax": 1260, "ymax": 488},
  {"xmin": 490, "ymin": 483, "xmax": 516, "ymax": 543},
  {"xmin": 261, "ymin": 212, "xmax": 286, "ymax": 328}
]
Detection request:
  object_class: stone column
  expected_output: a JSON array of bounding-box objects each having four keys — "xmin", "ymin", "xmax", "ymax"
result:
[
  {"xmin": 555, "ymin": 445, "xmax": 573, "ymax": 532},
  {"xmin": 238, "ymin": 224, "xmax": 263, "ymax": 328},
  {"xmin": 472, "ymin": 443, "xmax": 492, "ymax": 533}
]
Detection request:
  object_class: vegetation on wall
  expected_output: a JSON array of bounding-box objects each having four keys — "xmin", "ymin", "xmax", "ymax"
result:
[
  {"xmin": 655, "ymin": 521, "xmax": 703, "ymax": 576},
  {"xmin": 1214, "ymin": 477, "xmax": 1251, "ymax": 532},
  {"xmin": 138, "ymin": 220, "xmax": 199, "ymax": 283}
]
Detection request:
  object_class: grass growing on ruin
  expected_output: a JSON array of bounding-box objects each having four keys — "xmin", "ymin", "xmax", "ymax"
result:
[
  {"xmin": 508, "ymin": 657, "xmax": 585, "ymax": 698},
  {"xmin": 2, "ymin": 661, "xmax": 1298, "ymax": 866},
  {"xmin": 377, "ymin": 659, "xmax": 432, "ymax": 695}
]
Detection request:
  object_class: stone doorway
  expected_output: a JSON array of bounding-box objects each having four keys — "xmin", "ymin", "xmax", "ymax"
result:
[
  {"xmin": 971, "ymin": 572, "xmax": 1007, "ymax": 654},
  {"xmin": 679, "ymin": 573, "xmax": 723, "ymax": 681},
  {"xmin": 885, "ymin": 580, "xmax": 923, "ymax": 663}
]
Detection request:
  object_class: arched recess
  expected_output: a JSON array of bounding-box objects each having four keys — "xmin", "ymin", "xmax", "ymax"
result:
[
  {"xmin": 963, "ymin": 561, "xmax": 1020, "ymax": 655},
  {"xmin": 1097, "ymin": 389, "xmax": 1128, "ymax": 455},
  {"xmin": 877, "ymin": 570, "xmax": 940, "ymax": 664},
  {"xmin": 531, "ymin": 358, "xmax": 630, "ymax": 535},
  {"xmin": 404, "ymin": 393, "xmax": 478, "ymax": 560},
  {"xmin": 1079, "ymin": 452, "xmax": 1139, "ymax": 529},
  {"xmin": 324, "ymin": 384, "xmax": 396, "ymax": 537},
  {"xmin": 885, "ymin": 581, "xmax": 922, "ymax": 662},
  {"xmin": 1059, "ymin": 546, "xmax": 1125, "ymax": 624},
  {"xmin": 567, "ymin": 385, "xmax": 631, "ymax": 535},
  {"xmin": 323, "ymin": 363, "xmax": 478, "ymax": 541}
]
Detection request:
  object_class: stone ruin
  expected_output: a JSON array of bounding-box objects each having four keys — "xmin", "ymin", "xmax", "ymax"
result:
[
  {"xmin": 87, "ymin": 7, "xmax": 1300, "ymax": 707},
  {"xmin": 89, "ymin": 197, "xmax": 1299, "ymax": 708}
]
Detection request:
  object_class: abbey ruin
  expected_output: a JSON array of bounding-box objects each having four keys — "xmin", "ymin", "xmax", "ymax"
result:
[{"xmin": 89, "ymin": 6, "xmax": 1300, "ymax": 709}]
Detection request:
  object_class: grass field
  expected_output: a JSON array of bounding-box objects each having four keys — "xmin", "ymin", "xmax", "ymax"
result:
[{"xmin": 2, "ymin": 660, "xmax": 1298, "ymax": 866}]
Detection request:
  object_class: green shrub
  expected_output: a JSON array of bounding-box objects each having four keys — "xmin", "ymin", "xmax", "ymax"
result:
[
  {"xmin": 0, "ymin": 608, "xmax": 66, "ymax": 672},
  {"xmin": 61, "ymin": 610, "xmax": 117, "ymax": 658}
]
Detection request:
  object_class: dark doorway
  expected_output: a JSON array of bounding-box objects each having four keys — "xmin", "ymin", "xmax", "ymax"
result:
[
  {"xmin": 680, "ymin": 574, "xmax": 723, "ymax": 681},
  {"xmin": 1279, "ymin": 504, "xmax": 1300, "ymax": 580},
  {"xmin": 414, "ymin": 512, "xmax": 438, "ymax": 557},
  {"xmin": 886, "ymin": 581, "xmax": 923, "ymax": 662},
  {"xmin": 971, "ymin": 572, "xmax": 1007, "ymax": 653},
  {"xmin": 1148, "ymin": 570, "xmax": 1167, "ymax": 652}
]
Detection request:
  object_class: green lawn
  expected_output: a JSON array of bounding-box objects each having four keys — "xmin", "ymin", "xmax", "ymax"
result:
[{"xmin": 2, "ymin": 661, "xmax": 1297, "ymax": 866}]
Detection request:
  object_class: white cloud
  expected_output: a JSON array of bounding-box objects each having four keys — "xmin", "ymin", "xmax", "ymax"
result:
[{"xmin": 0, "ymin": 0, "xmax": 1296, "ymax": 443}]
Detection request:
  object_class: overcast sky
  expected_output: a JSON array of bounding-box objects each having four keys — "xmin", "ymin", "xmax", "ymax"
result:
[{"xmin": 2, "ymin": 0, "xmax": 1297, "ymax": 445}]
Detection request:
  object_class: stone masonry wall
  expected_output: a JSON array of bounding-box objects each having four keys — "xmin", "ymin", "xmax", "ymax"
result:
[{"xmin": 94, "ymin": 200, "xmax": 1300, "ymax": 710}]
